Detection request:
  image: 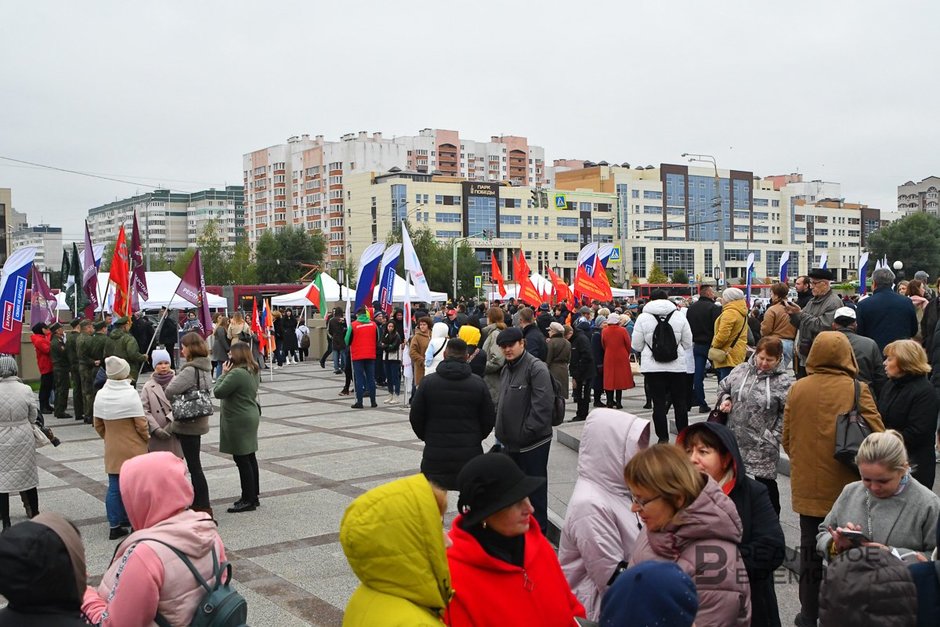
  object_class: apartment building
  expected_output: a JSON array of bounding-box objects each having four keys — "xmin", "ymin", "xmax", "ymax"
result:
[
  {"xmin": 242, "ymin": 129, "xmax": 547, "ymax": 268},
  {"xmin": 10, "ymin": 224, "xmax": 63, "ymax": 271},
  {"xmin": 86, "ymin": 186, "xmax": 244, "ymax": 260},
  {"xmin": 898, "ymin": 176, "xmax": 940, "ymax": 215}
]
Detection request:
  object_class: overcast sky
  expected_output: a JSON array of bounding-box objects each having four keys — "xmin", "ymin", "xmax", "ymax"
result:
[{"xmin": 2, "ymin": 0, "xmax": 937, "ymax": 243}]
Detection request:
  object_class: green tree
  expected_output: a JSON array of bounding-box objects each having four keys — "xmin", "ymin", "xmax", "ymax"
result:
[
  {"xmin": 196, "ymin": 220, "xmax": 230, "ymax": 285},
  {"xmin": 148, "ymin": 248, "xmax": 172, "ymax": 271},
  {"xmin": 172, "ymin": 248, "xmax": 196, "ymax": 277},
  {"xmin": 671, "ymin": 268, "xmax": 689, "ymax": 284},
  {"xmin": 386, "ymin": 224, "xmax": 478, "ymax": 297},
  {"xmin": 100, "ymin": 241, "xmax": 115, "ymax": 272},
  {"xmin": 648, "ymin": 261, "xmax": 668, "ymax": 284},
  {"xmin": 867, "ymin": 213, "xmax": 940, "ymax": 279},
  {"xmin": 229, "ymin": 239, "xmax": 257, "ymax": 285},
  {"xmin": 256, "ymin": 227, "xmax": 326, "ymax": 283}
]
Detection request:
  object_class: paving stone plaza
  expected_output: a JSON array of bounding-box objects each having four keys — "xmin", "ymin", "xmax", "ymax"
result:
[{"xmin": 22, "ymin": 359, "xmax": 809, "ymax": 625}]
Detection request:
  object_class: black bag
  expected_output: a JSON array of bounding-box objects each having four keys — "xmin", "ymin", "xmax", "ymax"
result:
[
  {"xmin": 238, "ymin": 330, "xmax": 252, "ymax": 343},
  {"xmin": 548, "ymin": 373, "xmax": 566, "ymax": 427},
  {"xmin": 648, "ymin": 311, "xmax": 679, "ymax": 362},
  {"xmin": 834, "ymin": 380, "xmax": 871, "ymax": 468},
  {"xmin": 171, "ymin": 370, "xmax": 214, "ymax": 423},
  {"xmin": 707, "ymin": 399, "xmax": 729, "ymax": 425}
]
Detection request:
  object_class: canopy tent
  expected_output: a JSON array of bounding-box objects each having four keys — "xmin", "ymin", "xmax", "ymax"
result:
[
  {"xmin": 271, "ymin": 272, "xmax": 351, "ymax": 306},
  {"xmin": 55, "ymin": 270, "xmax": 228, "ymax": 312},
  {"xmin": 372, "ymin": 274, "xmax": 447, "ymax": 304}
]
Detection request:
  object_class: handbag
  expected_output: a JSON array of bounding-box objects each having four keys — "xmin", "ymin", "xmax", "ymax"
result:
[
  {"xmin": 707, "ymin": 399, "xmax": 729, "ymax": 425},
  {"xmin": 630, "ymin": 353, "xmax": 641, "ymax": 376},
  {"xmin": 33, "ymin": 423, "xmax": 51, "ymax": 448},
  {"xmin": 171, "ymin": 370, "xmax": 214, "ymax": 423},
  {"xmin": 834, "ymin": 380, "xmax": 871, "ymax": 468},
  {"xmin": 708, "ymin": 312, "xmax": 747, "ymax": 363}
]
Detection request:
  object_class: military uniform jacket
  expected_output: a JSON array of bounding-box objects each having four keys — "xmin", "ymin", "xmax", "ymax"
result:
[
  {"xmin": 65, "ymin": 330, "xmax": 81, "ymax": 370},
  {"xmin": 51, "ymin": 335, "xmax": 69, "ymax": 370}
]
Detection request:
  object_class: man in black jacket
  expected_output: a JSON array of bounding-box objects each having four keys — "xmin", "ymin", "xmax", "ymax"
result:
[
  {"xmin": 536, "ymin": 303, "xmax": 554, "ymax": 337},
  {"xmin": 794, "ymin": 275, "xmax": 812, "ymax": 309},
  {"xmin": 157, "ymin": 308, "xmax": 179, "ymax": 369},
  {"xmin": 568, "ymin": 320, "xmax": 596, "ymax": 422},
  {"xmin": 409, "ymin": 338, "xmax": 495, "ymax": 490},
  {"xmin": 519, "ymin": 307, "xmax": 547, "ymax": 361},
  {"xmin": 687, "ymin": 285, "xmax": 722, "ymax": 413}
]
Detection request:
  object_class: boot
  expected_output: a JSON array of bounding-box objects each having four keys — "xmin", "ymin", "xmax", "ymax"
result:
[
  {"xmin": 1, "ymin": 517, "xmax": 10, "ymax": 530},
  {"xmin": 20, "ymin": 494, "xmax": 34, "ymax": 518}
]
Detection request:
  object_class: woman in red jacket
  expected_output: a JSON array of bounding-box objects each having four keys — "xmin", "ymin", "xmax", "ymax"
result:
[
  {"xmin": 601, "ymin": 313, "xmax": 634, "ymax": 409},
  {"xmin": 445, "ymin": 453, "xmax": 585, "ymax": 626},
  {"xmin": 30, "ymin": 323, "xmax": 54, "ymax": 414}
]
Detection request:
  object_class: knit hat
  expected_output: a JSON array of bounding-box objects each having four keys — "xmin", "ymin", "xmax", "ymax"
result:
[
  {"xmin": 105, "ymin": 356, "xmax": 130, "ymax": 380},
  {"xmin": 600, "ymin": 561, "xmax": 698, "ymax": 627},
  {"xmin": 721, "ymin": 287, "xmax": 745, "ymax": 302},
  {"xmin": 549, "ymin": 321, "xmax": 565, "ymax": 336},
  {"xmin": 607, "ymin": 313, "xmax": 621, "ymax": 325},
  {"xmin": 0, "ymin": 355, "xmax": 17, "ymax": 378},
  {"xmin": 151, "ymin": 349, "xmax": 172, "ymax": 365}
]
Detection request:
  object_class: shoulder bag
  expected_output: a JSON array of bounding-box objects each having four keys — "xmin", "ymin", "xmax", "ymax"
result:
[
  {"xmin": 834, "ymin": 380, "xmax": 871, "ymax": 468},
  {"xmin": 708, "ymin": 312, "xmax": 747, "ymax": 363},
  {"xmin": 171, "ymin": 369, "xmax": 214, "ymax": 423}
]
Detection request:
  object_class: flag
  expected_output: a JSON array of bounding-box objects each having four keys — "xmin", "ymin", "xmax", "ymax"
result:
[
  {"xmin": 402, "ymin": 223, "xmax": 432, "ymax": 303},
  {"xmin": 30, "ymin": 266, "xmax": 56, "ymax": 326},
  {"xmin": 355, "ymin": 242, "xmax": 386, "ymax": 312},
  {"xmin": 60, "ymin": 249, "xmax": 70, "ymax": 291},
  {"xmin": 0, "ymin": 247, "xmax": 36, "ymax": 354},
  {"xmin": 819, "ymin": 253, "xmax": 828, "ymax": 270},
  {"xmin": 490, "ymin": 252, "xmax": 506, "ymax": 298},
  {"xmin": 251, "ymin": 297, "xmax": 266, "ymax": 352},
  {"xmin": 82, "ymin": 222, "xmax": 99, "ymax": 312},
  {"xmin": 130, "ymin": 211, "xmax": 148, "ymax": 303},
  {"xmin": 65, "ymin": 243, "xmax": 89, "ymax": 315},
  {"xmin": 745, "ymin": 252, "xmax": 755, "ymax": 307},
  {"xmin": 547, "ymin": 267, "xmax": 570, "ymax": 304},
  {"xmin": 109, "ymin": 225, "xmax": 130, "ymax": 316},
  {"xmin": 574, "ymin": 264, "xmax": 611, "ymax": 302},
  {"xmin": 778, "ymin": 251, "xmax": 790, "ymax": 284},
  {"xmin": 403, "ymin": 274, "xmax": 412, "ymax": 343},
  {"xmin": 512, "ymin": 250, "xmax": 541, "ymax": 306},
  {"xmin": 596, "ymin": 244, "xmax": 614, "ymax": 274},
  {"xmin": 882, "ymin": 254, "xmax": 888, "ymax": 270},
  {"xmin": 575, "ymin": 243, "xmax": 598, "ymax": 300},
  {"xmin": 858, "ymin": 251, "xmax": 870, "ymax": 295},
  {"xmin": 174, "ymin": 250, "xmax": 212, "ymax": 338},
  {"xmin": 305, "ymin": 272, "xmax": 327, "ymax": 316},
  {"xmin": 378, "ymin": 243, "xmax": 402, "ymax": 316}
]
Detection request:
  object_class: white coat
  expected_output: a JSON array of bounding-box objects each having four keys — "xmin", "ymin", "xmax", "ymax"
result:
[{"xmin": 0, "ymin": 377, "xmax": 40, "ymax": 492}]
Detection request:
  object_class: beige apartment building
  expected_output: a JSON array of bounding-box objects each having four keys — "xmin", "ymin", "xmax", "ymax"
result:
[{"xmin": 898, "ymin": 175, "xmax": 940, "ymax": 215}]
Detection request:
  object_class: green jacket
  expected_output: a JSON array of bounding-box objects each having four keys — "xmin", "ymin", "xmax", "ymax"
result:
[
  {"xmin": 213, "ymin": 366, "xmax": 260, "ymax": 456},
  {"xmin": 79, "ymin": 333, "xmax": 107, "ymax": 370},
  {"xmin": 340, "ymin": 473, "xmax": 452, "ymax": 626},
  {"xmin": 65, "ymin": 330, "xmax": 81, "ymax": 370},
  {"xmin": 51, "ymin": 335, "xmax": 70, "ymax": 370},
  {"xmin": 104, "ymin": 328, "xmax": 147, "ymax": 371}
]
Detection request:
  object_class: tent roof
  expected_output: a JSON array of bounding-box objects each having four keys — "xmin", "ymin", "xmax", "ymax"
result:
[
  {"xmin": 56, "ymin": 271, "xmax": 228, "ymax": 311},
  {"xmin": 271, "ymin": 273, "xmax": 351, "ymax": 306},
  {"xmin": 373, "ymin": 274, "xmax": 447, "ymax": 303}
]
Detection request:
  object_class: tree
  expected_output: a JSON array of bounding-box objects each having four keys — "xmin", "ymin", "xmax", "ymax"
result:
[
  {"xmin": 671, "ymin": 268, "xmax": 689, "ymax": 284},
  {"xmin": 386, "ymin": 224, "xmax": 478, "ymax": 297},
  {"xmin": 255, "ymin": 227, "xmax": 326, "ymax": 283},
  {"xmin": 229, "ymin": 239, "xmax": 256, "ymax": 285},
  {"xmin": 100, "ymin": 241, "xmax": 115, "ymax": 272},
  {"xmin": 149, "ymin": 248, "xmax": 172, "ymax": 272},
  {"xmin": 196, "ymin": 220, "xmax": 230, "ymax": 285},
  {"xmin": 648, "ymin": 262, "xmax": 668, "ymax": 284},
  {"xmin": 172, "ymin": 248, "xmax": 196, "ymax": 277},
  {"xmin": 867, "ymin": 213, "xmax": 940, "ymax": 279}
]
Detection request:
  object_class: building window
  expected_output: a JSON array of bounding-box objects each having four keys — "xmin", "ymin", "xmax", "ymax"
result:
[
  {"xmin": 632, "ymin": 246, "xmax": 647, "ymax": 277},
  {"xmin": 435, "ymin": 213, "xmax": 461, "ymax": 223}
]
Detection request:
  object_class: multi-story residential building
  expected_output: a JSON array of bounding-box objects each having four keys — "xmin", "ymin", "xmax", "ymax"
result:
[
  {"xmin": 897, "ymin": 176, "xmax": 940, "ymax": 215},
  {"xmin": 10, "ymin": 225, "xmax": 63, "ymax": 272},
  {"xmin": 242, "ymin": 129, "xmax": 547, "ymax": 268},
  {"xmin": 86, "ymin": 186, "xmax": 244, "ymax": 261}
]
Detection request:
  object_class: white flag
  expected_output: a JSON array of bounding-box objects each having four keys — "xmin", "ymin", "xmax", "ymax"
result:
[{"xmin": 402, "ymin": 222, "xmax": 432, "ymax": 303}]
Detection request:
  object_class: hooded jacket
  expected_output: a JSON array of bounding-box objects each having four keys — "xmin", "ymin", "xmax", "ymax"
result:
[
  {"xmin": 425, "ymin": 322, "xmax": 450, "ymax": 375},
  {"xmin": 677, "ymin": 424, "xmax": 786, "ymax": 627},
  {"xmin": 718, "ymin": 351, "xmax": 794, "ymax": 480},
  {"xmin": 409, "ymin": 358, "xmax": 496, "ymax": 490},
  {"xmin": 341, "ymin": 474, "xmax": 453, "ymax": 626},
  {"xmin": 0, "ymin": 513, "xmax": 88, "ymax": 627},
  {"xmin": 783, "ymin": 331, "xmax": 885, "ymax": 517},
  {"xmin": 631, "ymin": 299, "xmax": 692, "ymax": 373},
  {"xmin": 818, "ymin": 547, "xmax": 918, "ymax": 627},
  {"xmin": 30, "ymin": 332, "xmax": 53, "ymax": 374},
  {"xmin": 446, "ymin": 513, "xmax": 586, "ymax": 626},
  {"xmin": 710, "ymin": 299, "xmax": 749, "ymax": 369},
  {"xmin": 481, "ymin": 325, "xmax": 506, "ymax": 405},
  {"xmin": 82, "ymin": 452, "xmax": 226, "ymax": 626},
  {"xmin": 558, "ymin": 409, "xmax": 651, "ymax": 620},
  {"xmin": 629, "ymin": 476, "xmax": 752, "ymax": 627}
]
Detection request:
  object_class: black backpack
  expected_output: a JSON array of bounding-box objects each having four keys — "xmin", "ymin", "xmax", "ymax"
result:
[
  {"xmin": 648, "ymin": 311, "xmax": 679, "ymax": 362},
  {"xmin": 526, "ymin": 364, "xmax": 567, "ymax": 426}
]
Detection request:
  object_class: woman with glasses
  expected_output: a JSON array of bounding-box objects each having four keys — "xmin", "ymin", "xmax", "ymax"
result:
[{"xmin": 625, "ymin": 444, "xmax": 751, "ymax": 626}]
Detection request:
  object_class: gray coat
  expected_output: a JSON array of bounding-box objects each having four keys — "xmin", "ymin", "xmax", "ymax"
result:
[
  {"xmin": 0, "ymin": 377, "xmax": 40, "ymax": 492},
  {"xmin": 164, "ymin": 356, "xmax": 213, "ymax": 436},
  {"xmin": 481, "ymin": 328, "xmax": 505, "ymax": 407},
  {"xmin": 211, "ymin": 325, "xmax": 231, "ymax": 362},
  {"xmin": 140, "ymin": 378, "xmax": 183, "ymax": 458},
  {"xmin": 835, "ymin": 328, "xmax": 887, "ymax": 398},
  {"xmin": 790, "ymin": 288, "xmax": 843, "ymax": 360},
  {"xmin": 719, "ymin": 354, "xmax": 793, "ymax": 480},
  {"xmin": 496, "ymin": 350, "xmax": 554, "ymax": 452}
]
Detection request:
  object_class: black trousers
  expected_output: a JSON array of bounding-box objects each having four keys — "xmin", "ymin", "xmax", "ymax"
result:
[
  {"xmin": 233, "ymin": 453, "xmax": 260, "ymax": 502},
  {"xmin": 0, "ymin": 488, "xmax": 38, "ymax": 524},
  {"xmin": 178, "ymin": 434, "xmax": 210, "ymax": 509},
  {"xmin": 592, "ymin": 369, "xmax": 605, "ymax": 405},
  {"xmin": 319, "ymin": 345, "xmax": 331, "ymax": 366},
  {"xmin": 645, "ymin": 371, "xmax": 688, "ymax": 442},
  {"xmin": 573, "ymin": 377, "xmax": 593, "ymax": 420},
  {"xmin": 798, "ymin": 514, "xmax": 825, "ymax": 621},
  {"xmin": 605, "ymin": 389, "xmax": 623, "ymax": 408},
  {"xmin": 756, "ymin": 476, "xmax": 781, "ymax": 517},
  {"xmin": 507, "ymin": 441, "xmax": 551, "ymax": 534},
  {"xmin": 38, "ymin": 372, "xmax": 54, "ymax": 409}
]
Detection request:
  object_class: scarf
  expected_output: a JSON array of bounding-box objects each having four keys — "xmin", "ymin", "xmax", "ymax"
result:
[
  {"xmin": 465, "ymin": 521, "xmax": 526, "ymax": 568},
  {"xmin": 151, "ymin": 371, "xmax": 174, "ymax": 389},
  {"xmin": 94, "ymin": 378, "xmax": 145, "ymax": 420}
]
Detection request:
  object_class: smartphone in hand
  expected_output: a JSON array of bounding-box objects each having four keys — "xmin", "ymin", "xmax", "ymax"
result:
[{"xmin": 840, "ymin": 529, "xmax": 871, "ymax": 547}]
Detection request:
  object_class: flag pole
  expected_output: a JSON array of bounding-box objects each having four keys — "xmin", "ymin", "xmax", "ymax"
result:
[{"xmin": 135, "ymin": 307, "xmax": 169, "ymax": 388}]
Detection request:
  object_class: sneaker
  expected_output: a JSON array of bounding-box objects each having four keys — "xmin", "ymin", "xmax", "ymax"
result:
[
  {"xmin": 388, "ymin": 396, "xmax": 399, "ymax": 405},
  {"xmin": 109, "ymin": 526, "xmax": 129, "ymax": 540},
  {"xmin": 383, "ymin": 396, "xmax": 393, "ymax": 404}
]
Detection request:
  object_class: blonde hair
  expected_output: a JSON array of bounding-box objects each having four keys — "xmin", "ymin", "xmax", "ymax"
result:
[
  {"xmin": 597, "ymin": 307, "xmax": 611, "ymax": 318},
  {"xmin": 624, "ymin": 444, "xmax": 705, "ymax": 511},
  {"xmin": 232, "ymin": 311, "xmax": 245, "ymax": 324},
  {"xmin": 856, "ymin": 430, "xmax": 909, "ymax": 472},
  {"xmin": 883, "ymin": 339, "xmax": 931, "ymax": 376}
]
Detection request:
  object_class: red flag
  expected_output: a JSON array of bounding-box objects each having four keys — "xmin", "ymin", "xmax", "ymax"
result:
[
  {"xmin": 109, "ymin": 226, "xmax": 130, "ymax": 317},
  {"xmin": 547, "ymin": 267, "xmax": 571, "ymax": 305},
  {"xmin": 490, "ymin": 252, "xmax": 506, "ymax": 298},
  {"xmin": 130, "ymin": 210, "xmax": 148, "ymax": 303},
  {"xmin": 513, "ymin": 250, "xmax": 542, "ymax": 306},
  {"xmin": 575, "ymin": 264, "xmax": 612, "ymax": 302},
  {"xmin": 174, "ymin": 250, "xmax": 213, "ymax": 338},
  {"xmin": 251, "ymin": 297, "xmax": 266, "ymax": 352}
]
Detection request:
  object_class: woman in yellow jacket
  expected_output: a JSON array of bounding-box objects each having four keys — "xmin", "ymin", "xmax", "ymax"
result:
[
  {"xmin": 341, "ymin": 473, "xmax": 454, "ymax": 626},
  {"xmin": 710, "ymin": 288, "xmax": 749, "ymax": 381}
]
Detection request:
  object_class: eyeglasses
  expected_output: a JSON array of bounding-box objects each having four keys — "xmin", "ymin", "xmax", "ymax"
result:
[{"xmin": 630, "ymin": 494, "xmax": 663, "ymax": 509}]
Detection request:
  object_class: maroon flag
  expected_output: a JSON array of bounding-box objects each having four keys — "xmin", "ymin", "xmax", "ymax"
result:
[
  {"xmin": 30, "ymin": 266, "xmax": 57, "ymax": 326},
  {"xmin": 82, "ymin": 222, "xmax": 99, "ymax": 311},
  {"xmin": 174, "ymin": 251, "xmax": 213, "ymax": 338},
  {"xmin": 130, "ymin": 210, "xmax": 148, "ymax": 303}
]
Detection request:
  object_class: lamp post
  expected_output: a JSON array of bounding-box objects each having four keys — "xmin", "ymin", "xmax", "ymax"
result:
[
  {"xmin": 682, "ymin": 152, "xmax": 724, "ymax": 287},
  {"xmin": 893, "ymin": 260, "xmax": 904, "ymax": 290},
  {"xmin": 453, "ymin": 231, "xmax": 486, "ymax": 301}
]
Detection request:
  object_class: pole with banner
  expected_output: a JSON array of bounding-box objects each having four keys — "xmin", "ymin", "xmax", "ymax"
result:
[
  {"xmin": 401, "ymin": 271, "xmax": 413, "ymax": 406},
  {"xmin": 858, "ymin": 251, "xmax": 870, "ymax": 295},
  {"xmin": 745, "ymin": 252, "xmax": 755, "ymax": 307},
  {"xmin": 0, "ymin": 247, "xmax": 36, "ymax": 355}
]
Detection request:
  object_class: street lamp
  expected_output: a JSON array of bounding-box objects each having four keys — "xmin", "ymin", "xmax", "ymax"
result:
[
  {"xmin": 452, "ymin": 232, "xmax": 486, "ymax": 300},
  {"xmin": 682, "ymin": 152, "xmax": 724, "ymax": 287},
  {"xmin": 893, "ymin": 260, "xmax": 904, "ymax": 290}
]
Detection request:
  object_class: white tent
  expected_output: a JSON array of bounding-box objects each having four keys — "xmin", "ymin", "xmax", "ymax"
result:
[
  {"xmin": 271, "ymin": 272, "xmax": 351, "ymax": 306},
  {"xmin": 56, "ymin": 271, "xmax": 228, "ymax": 312},
  {"xmin": 372, "ymin": 274, "xmax": 447, "ymax": 303}
]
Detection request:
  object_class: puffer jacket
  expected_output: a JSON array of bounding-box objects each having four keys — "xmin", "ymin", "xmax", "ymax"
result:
[
  {"xmin": 425, "ymin": 323, "xmax": 449, "ymax": 375},
  {"xmin": 341, "ymin": 474, "xmax": 453, "ymax": 626},
  {"xmin": 818, "ymin": 547, "xmax": 918, "ymax": 627},
  {"xmin": 783, "ymin": 331, "xmax": 885, "ymax": 517},
  {"xmin": 82, "ymin": 453, "xmax": 226, "ymax": 627},
  {"xmin": 164, "ymin": 357, "xmax": 213, "ymax": 436},
  {"xmin": 718, "ymin": 352, "xmax": 794, "ymax": 480},
  {"xmin": 0, "ymin": 377, "xmax": 40, "ymax": 493},
  {"xmin": 631, "ymin": 299, "xmax": 692, "ymax": 373},
  {"xmin": 30, "ymin": 332, "xmax": 52, "ymax": 374},
  {"xmin": 559, "ymin": 409, "xmax": 651, "ymax": 621},
  {"xmin": 710, "ymin": 299, "xmax": 749, "ymax": 369},
  {"xmin": 629, "ymin": 476, "xmax": 751, "ymax": 627}
]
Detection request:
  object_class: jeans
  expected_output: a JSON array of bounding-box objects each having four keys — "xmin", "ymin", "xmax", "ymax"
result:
[
  {"xmin": 645, "ymin": 371, "xmax": 688, "ymax": 443},
  {"xmin": 692, "ymin": 343, "xmax": 710, "ymax": 408},
  {"xmin": 332, "ymin": 349, "xmax": 345, "ymax": 372},
  {"xmin": 507, "ymin": 440, "xmax": 551, "ymax": 534},
  {"xmin": 386, "ymin": 360, "xmax": 401, "ymax": 395},
  {"xmin": 233, "ymin": 453, "xmax": 259, "ymax": 502},
  {"xmin": 106, "ymin": 474, "xmax": 128, "ymax": 528},
  {"xmin": 178, "ymin": 434, "xmax": 210, "ymax": 509},
  {"xmin": 798, "ymin": 514, "xmax": 825, "ymax": 621},
  {"xmin": 214, "ymin": 361, "xmax": 223, "ymax": 378},
  {"xmin": 780, "ymin": 338, "xmax": 794, "ymax": 369},
  {"xmin": 716, "ymin": 366, "xmax": 733, "ymax": 382},
  {"xmin": 352, "ymin": 359, "xmax": 376, "ymax": 403}
]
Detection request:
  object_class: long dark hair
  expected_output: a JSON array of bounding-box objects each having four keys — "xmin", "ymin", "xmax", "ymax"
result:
[{"xmin": 228, "ymin": 343, "xmax": 258, "ymax": 374}]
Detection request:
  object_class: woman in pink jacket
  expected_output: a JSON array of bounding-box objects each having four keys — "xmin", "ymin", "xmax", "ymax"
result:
[
  {"xmin": 82, "ymin": 452, "xmax": 228, "ymax": 626},
  {"xmin": 624, "ymin": 444, "xmax": 751, "ymax": 627}
]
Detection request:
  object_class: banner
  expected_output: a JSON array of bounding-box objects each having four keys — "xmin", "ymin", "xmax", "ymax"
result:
[
  {"xmin": 490, "ymin": 252, "xmax": 506, "ymax": 298},
  {"xmin": 251, "ymin": 297, "xmax": 266, "ymax": 352},
  {"xmin": 778, "ymin": 251, "xmax": 790, "ymax": 284},
  {"xmin": 596, "ymin": 243, "xmax": 614, "ymax": 273},
  {"xmin": 109, "ymin": 225, "xmax": 130, "ymax": 317},
  {"xmin": 60, "ymin": 248, "xmax": 70, "ymax": 292},
  {"xmin": 858, "ymin": 251, "xmax": 870, "ymax": 295},
  {"xmin": 130, "ymin": 211, "xmax": 148, "ymax": 302},
  {"xmin": 174, "ymin": 250, "xmax": 213, "ymax": 338},
  {"xmin": 512, "ymin": 250, "xmax": 541, "ymax": 306},
  {"xmin": 305, "ymin": 272, "xmax": 327, "ymax": 315},
  {"xmin": 745, "ymin": 252, "xmax": 755, "ymax": 307},
  {"xmin": 378, "ymin": 243, "xmax": 402, "ymax": 316},
  {"xmin": 354, "ymin": 242, "xmax": 386, "ymax": 312},
  {"xmin": 401, "ymin": 223, "xmax": 432, "ymax": 303},
  {"xmin": 30, "ymin": 266, "xmax": 56, "ymax": 326},
  {"xmin": 82, "ymin": 222, "xmax": 99, "ymax": 312},
  {"xmin": 0, "ymin": 247, "xmax": 36, "ymax": 354}
]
